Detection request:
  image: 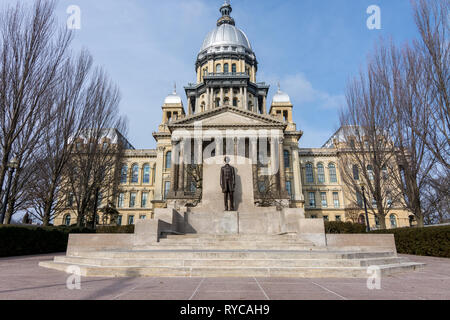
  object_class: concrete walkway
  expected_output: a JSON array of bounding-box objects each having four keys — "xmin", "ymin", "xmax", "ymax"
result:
[{"xmin": 0, "ymin": 253, "xmax": 448, "ymax": 300}]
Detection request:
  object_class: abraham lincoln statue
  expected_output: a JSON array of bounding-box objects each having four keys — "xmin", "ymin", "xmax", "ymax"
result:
[{"xmin": 220, "ymin": 157, "xmax": 236, "ymax": 211}]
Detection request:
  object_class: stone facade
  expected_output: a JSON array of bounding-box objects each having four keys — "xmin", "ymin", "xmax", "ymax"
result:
[{"xmin": 54, "ymin": 2, "xmax": 412, "ymax": 230}]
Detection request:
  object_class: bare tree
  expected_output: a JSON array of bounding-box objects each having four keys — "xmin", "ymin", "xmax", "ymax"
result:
[
  {"xmin": 339, "ymin": 61, "xmax": 402, "ymax": 229},
  {"xmin": 26, "ymin": 52, "xmax": 93, "ymax": 226},
  {"xmin": 64, "ymin": 70, "xmax": 127, "ymax": 228},
  {"xmin": 0, "ymin": 0, "xmax": 72, "ymax": 223},
  {"xmin": 411, "ymin": 0, "xmax": 449, "ymax": 170}
]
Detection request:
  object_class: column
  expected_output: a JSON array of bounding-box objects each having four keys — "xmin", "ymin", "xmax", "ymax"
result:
[
  {"xmin": 210, "ymin": 88, "xmax": 214, "ymax": 110},
  {"xmin": 188, "ymin": 98, "xmax": 192, "ymax": 116},
  {"xmin": 278, "ymin": 137, "xmax": 286, "ymax": 194},
  {"xmin": 292, "ymin": 148, "xmax": 304, "ymax": 201},
  {"xmin": 220, "ymin": 87, "xmax": 224, "ymax": 107},
  {"xmin": 262, "ymin": 95, "xmax": 267, "ymax": 114},
  {"xmin": 270, "ymin": 137, "xmax": 277, "ymax": 177},
  {"xmin": 239, "ymin": 87, "xmax": 243, "ymax": 108},
  {"xmin": 194, "ymin": 96, "xmax": 199, "ymax": 114},
  {"xmin": 170, "ymin": 141, "xmax": 178, "ymax": 192},
  {"xmin": 243, "ymin": 87, "xmax": 248, "ymax": 110},
  {"xmin": 254, "ymin": 96, "xmax": 258, "ymax": 113},
  {"xmin": 230, "ymin": 87, "xmax": 234, "ymax": 107},
  {"xmin": 153, "ymin": 146, "xmax": 165, "ymax": 201},
  {"xmin": 178, "ymin": 139, "xmax": 185, "ymax": 192}
]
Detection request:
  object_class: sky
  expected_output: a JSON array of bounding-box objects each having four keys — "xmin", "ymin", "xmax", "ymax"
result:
[{"xmin": 2, "ymin": 0, "xmax": 421, "ymax": 149}]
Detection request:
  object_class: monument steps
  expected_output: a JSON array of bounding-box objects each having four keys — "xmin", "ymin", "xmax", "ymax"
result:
[
  {"xmin": 65, "ymin": 250, "xmax": 397, "ymax": 260},
  {"xmin": 39, "ymin": 260, "xmax": 424, "ymax": 278},
  {"xmin": 52, "ymin": 255, "xmax": 408, "ymax": 268}
]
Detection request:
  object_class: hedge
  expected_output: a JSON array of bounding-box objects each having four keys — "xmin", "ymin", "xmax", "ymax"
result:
[
  {"xmin": 0, "ymin": 224, "xmax": 134, "ymax": 258},
  {"xmin": 371, "ymin": 226, "xmax": 450, "ymax": 258},
  {"xmin": 325, "ymin": 221, "xmax": 367, "ymax": 234}
]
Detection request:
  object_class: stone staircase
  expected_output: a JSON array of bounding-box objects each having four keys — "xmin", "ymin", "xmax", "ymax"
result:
[{"xmin": 39, "ymin": 234, "xmax": 425, "ymax": 278}]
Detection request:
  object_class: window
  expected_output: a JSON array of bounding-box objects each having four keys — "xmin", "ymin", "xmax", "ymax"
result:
[
  {"xmin": 353, "ymin": 165, "xmax": 360, "ymax": 180},
  {"xmin": 117, "ymin": 215, "xmax": 122, "ymax": 226},
  {"xmin": 216, "ymin": 64, "xmax": 221, "ymax": 73},
  {"xmin": 97, "ymin": 192, "xmax": 102, "ymax": 208},
  {"xmin": 390, "ymin": 214, "xmax": 397, "ymax": 228},
  {"xmin": 358, "ymin": 214, "xmax": 366, "ymax": 225},
  {"xmin": 382, "ymin": 166, "xmax": 388, "ymax": 179},
  {"xmin": 375, "ymin": 215, "xmax": 380, "ymax": 228},
  {"xmin": 64, "ymin": 215, "xmax": 71, "ymax": 226},
  {"xmin": 367, "ymin": 165, "xmax": 374, "ymax": 181},
  {"xmin": 317, "ymin": 163, "xmax": 325, "ymax": 183},
  {"xmin": 284, "ymin": 150, "xmax": 290, "ymax": 168},
  {"xmin": 349, "ymin": 139, "xmax": 356, "ymax": 149},
  {"xmin": 233, "ymin": 98, "xmax": 238, "ymax": 107},
  {"xmin": 335, "ymin": 215, "xmax": 342, "ymax": 222},
  {"xmin": 356, "ymin": 192, "xmax": 364, "ymax": 208},
  {"xmin": 141, "ymin": 192, "xmax": 148, "ymax": 208},
  {"xmin": 333, "ymin": 192, "xmax": 340, "ymax": 208},
  {"xmin": 118, "ymin": 193, "xmax": 124, "ymax": 208},
  {"xmin": 165, "ymin": 152, "xmax": 172, "ymax": 169},
  {"xmin": 320, "ymin": 192, "xmax": 328, "ymax": 208},
  {"xmin": 306, "ymin": 163, "xmax": 314, "ymax": 183},
  {"xmin": 102, "ymin": 142, "xmax": 109, "ymax": 150},
  {"xmin": 120, "ymin": 165, "xmax": 128, "ymax": 184},
  {"xmin": 323, "ymin": 216, "xmax": 329, "ymax": 221},
  {"xmin": 131, "ymin": 164, "xmax": 139, "ymax": 183},
  {"xmin": 258, "ymin": 181, "xmax": 266, "ymax": 193},
  {"xmin": 224, "ymin": 63, "xmax": 229, "ymax": 73},
  {"xmin": 328, "ymin": 163, "xmax": 337, "ymax": 183},
  {"xmin": 140, "ymin": 215, "xmax": 146, "ymax": 220},
  {"xmin": 286, "ymin": 181, "xmax": 292, "ymax": 199},
  {"xmin": 129, "ymin": 192, "xmax": 136, "ymax": 208},
  {"xmin": 128, "ymin": 215, "xmax": 135, "ymax": 225},
  {"xmin": 232, "ymin": 64, "xmax": 236, "ymax": 73},
  {"xmin": 309, "ymin": 192, "xmax": 316, "ymax": 208},
  {"xmin": 311, "ymin": 215, "xmax": 318, "ymax": 219},
  {"xmin": 143, "ymin": 164, "xmax": 150, "ymax": 184},
  {"xmin": 67, "ymin": 194, "xmax": 74, "ymax": 207},
  {"xmin": 164, "ymin": 181, "xmax": 171, "ymax": 200}
]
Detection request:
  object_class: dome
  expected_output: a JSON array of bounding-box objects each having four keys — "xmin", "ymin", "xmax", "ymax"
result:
[
  {"xmin": 164, "ymin": 90, "xmax": 182, "ymax": 105},
  {"xmin": 199, "ymin": 23, "xmax": 252, "ymax": 55},
  {"xmin": 273, "ymin": 90, "xmax": 291, "ymax": 104}
]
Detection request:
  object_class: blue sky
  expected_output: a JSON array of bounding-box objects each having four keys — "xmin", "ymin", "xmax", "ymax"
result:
[{"xmin": 3, "ymin": 0, "xmax": 420, "ymax": 149}]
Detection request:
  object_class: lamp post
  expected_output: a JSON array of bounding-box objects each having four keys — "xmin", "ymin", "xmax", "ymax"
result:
[
  {"xmin": 360, "ymin": 182, "xmax": 371, "ymax": 232},
  {"xmin": 0, "ymin": 157, "xmax": 19, "ymax": 225}
]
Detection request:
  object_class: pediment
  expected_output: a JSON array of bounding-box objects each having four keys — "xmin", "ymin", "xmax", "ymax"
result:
[{"xmin": 169, "ymin": 106, "xmax": 285, "ymax": 129}]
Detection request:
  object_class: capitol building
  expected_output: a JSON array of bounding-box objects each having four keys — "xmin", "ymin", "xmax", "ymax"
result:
[{"xmin": 54, "ymin": 1, "xmax": 412, "ymax": 230}]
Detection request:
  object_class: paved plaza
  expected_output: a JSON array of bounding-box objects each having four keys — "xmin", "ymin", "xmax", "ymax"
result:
[{"xmin": 0, "ymin": 253, "xmax": 448, "ymax": 300}]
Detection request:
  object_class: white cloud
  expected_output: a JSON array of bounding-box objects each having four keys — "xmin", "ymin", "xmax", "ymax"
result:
[{"xmin": 275, "ymin": 73, "xmax": 346, "ymax": 110}]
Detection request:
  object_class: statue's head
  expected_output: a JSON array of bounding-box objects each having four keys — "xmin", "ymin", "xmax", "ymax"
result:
[{"xmin": 224, "ymin": 156, "xmax": 230, "ymax": 164}]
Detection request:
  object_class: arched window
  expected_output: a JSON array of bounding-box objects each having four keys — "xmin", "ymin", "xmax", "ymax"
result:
[
  {"xmin": 64, "ymin": 214, "xmax": 71, "ymax": 226},
  {"xmin": 382, "ymin": 166, "xmax": 388, "ymax": 179},
  {"xmin": 353, "ymin": 165, "xmax": 360, "ymax": 180},
  {"xmin": 131, "ymin": 164, "xmax": 139, "ymax": 183},
  {"xmin": 328, "ymin": 163, "xmax": 337, "ymax": 183},
  {"xmin": 216, "ymin": 64, "xmax": 221, "ymax": 73},
  {"xmin": 367, "ymin": 165, "xmax": 374, "ymax": 181},
  {"xmin": 224, "ymin": 63, "xmax": 229, "ymax": 73},
  {"xmin": 358, "ymin": 214, "xmax": 366, "ymax": 225},
  {"xmin": 390, "ymin": 214, "xmax": 397, "ymax": 228},
  {"xmin": 284, "ymin": 150, "xmax": 290, "ymax": 168},
  {"xmin": 120, "ymin": 165, "xmax": 128, "ymax": 184},
  {"xmin": 233, "ymin": 98, "xmax": 238, "ymax": 107},
  {"xmin": 143, "ymin": 164, "xmax": 150, "ymax": 184},
  {"xmin": 232, "ymin": 64, "xmax": 236, "ymax": 73},
  {"xmin": 305, "ymin": 163, "xmax": 314, "ymax": 183},
  {"xmin": 317, "ymin": 163, "xmax": 325, "ymax": 183},
  {"xmin": 165, "ymin": 151, "xmax": 172, "ymax": 169}
]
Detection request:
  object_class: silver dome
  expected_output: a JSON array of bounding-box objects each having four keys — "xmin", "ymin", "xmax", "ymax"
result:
[
  {"xmin": 200, "ymin": 23, "xmax": 252, "ymax": 54},
  {"xmin": 273, "ymin": 90, "xmax": 291, "ymax": 104}
]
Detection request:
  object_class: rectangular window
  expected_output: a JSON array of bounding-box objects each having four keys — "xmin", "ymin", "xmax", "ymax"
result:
[
  {"xmin": 286, "ymin": 181, "xmax": 292, "ymax": 199},
  {"xmin": 129, "ymin": 192, "xmax": 136, "ymax": 208},
  {"xmin": 128, "ymin": 215, "xmax": 134, "ymax": 225},
  {"xmin": 309, "ymin": 192, "xmax": 316, "ymax": 208},
  {"xmin": 335, "ymin": 215, "xmax": 342, "ymax": 222},
  {"xmin": 143, "ymin": 166, "xmax": 150, "ymax": 184},
  {"xmin": 320, "ymin": 192, "xmax": 328, "ymax": 208},
  {"xmin": 164, "ymin": 181, "xmax": 171, "ymax": 200},
  {"xmin": 117, "ymin": 215, "xmax": 122, "ymax": 226},
  {"xmin": 323, "ymin": 215, "xmax": 329, "ymax": 221},
  {"xmin": 333, "ymin": 192, "xmax": 340, "ymax": 208},
  {"xmin": 311, "ymin": 215, "xmax": 317, "ymax": 219},
  {"xmin": 97, "ymin": 192, "xmax": 102, "ymax": 208},
  {"xmin": 356, "ymin": 192, "xmax": 363, "ymax": 208},
  {"xmin": 141, "ymin": 192, "xmax": 148, "ymax": 208},
  {"xmin": 118, "ymin": 193, "xmax": 124, "ymax": 208},
  {"xmin": 139, "ymin": 215, "xmax": 146, "ymax": 220}
]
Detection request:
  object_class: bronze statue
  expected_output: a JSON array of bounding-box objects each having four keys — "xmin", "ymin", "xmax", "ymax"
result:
[{"xmin": 220, "ymin": 157, "xmax": 236, "ymax": 211}]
